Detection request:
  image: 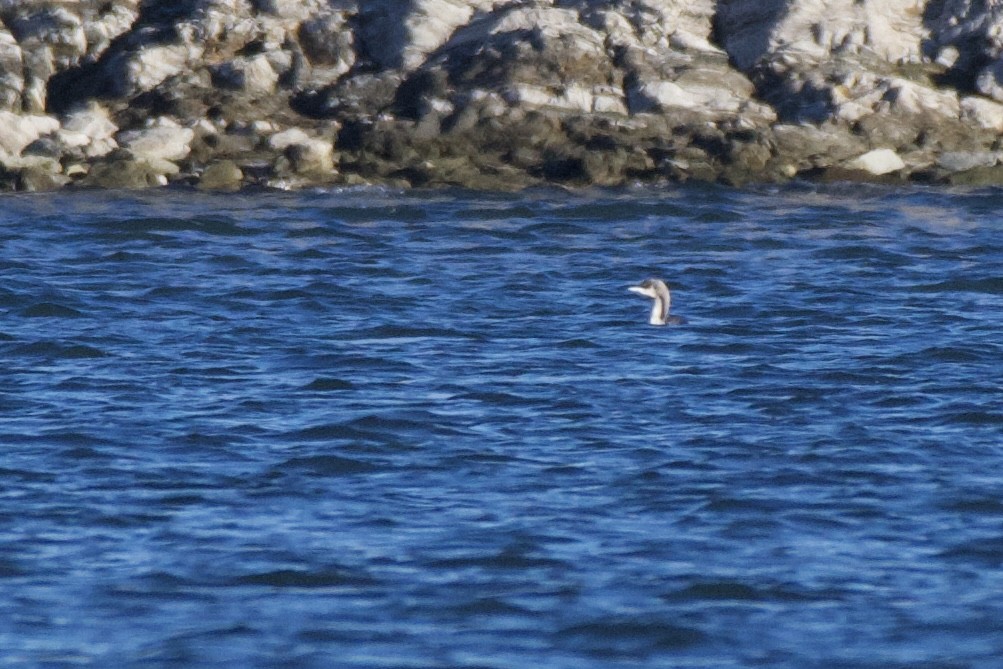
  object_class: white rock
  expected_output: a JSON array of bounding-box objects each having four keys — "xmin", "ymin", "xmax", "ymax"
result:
[
  {"xmin": 55, "ymin": 133, "xmax": 117, "ymax": 158},
  {"xmin": 297, "ymin": 11, "xmax": 356, "ymax": 79},
  {"xmin": 586, "ymin": 0, "xmax": 719, "ymax": 56},
  {"xmin": 117, "ymin": 119, "xmax": 194, "ymax": 162},
  {"xmin": 936, "ymin": 151, "xmax": 999, "ymax": 172},
  {"xmin": 62, "ymin": 103, "xmax": 117, "ymax": 138},
  {"xmin": 55, "ymin": 130, "xmax": 90, "ymax": 150},
  {"xmin": 288, "ymin": 139, "xmax": 334, "ymax": 174},
  {"xmin": 140, "ymin": 157, "xmax": 181, "ymax": 176},
  {"xmin": 631, "ymin": 80, "xmax": 701, "ymax": 111},
  {"xmin": 0, "ymin": 152, "xmax": 60, "ymax": 172},
  {"xmin": 244, "ymin": 55, "xmax": 280, "ymax": 93},
  {"xmin": 515, "ymin": 84, "xmax": 559, "ymax": 110},
  {"xmin": 502, "ymin": 82, "xmax": 626, "ymax": 115},
  {"xmin": 83, "ymin": 4, "xmax": 139, "ymax": 57},
  {"xmin": 717, "ymin": 0, "xmax": 926, "ymax": 71},
  {"xmin": 267, "ymin": 128, "xmax": 334, "ymax": 174},
  {"xmin": 16, "ymin": 7, "xmax": 87, "ymax": 70},
  {"xmin": 401, "ymin": 0, "xmax": 477, "ymax": 70},
  {"xmin": 585, "ymin": 8, "xmax": 636, "ymax": 48},
  {"xmin": 844, "ymin": 148, "xmax": 905, "ymax": 175},
  {"xmin": 0, "ymin": 149, "xmax": 16, "ymax": 169},
  {"xmin": 825, "ymin": 74, "xmax": 960, "ymax": 122},
  {"xmin": 194, "ymin": 118, "xmax": 217, "ymax": 134},
  {"xmin": 450, "ymin": 6, "xmax": 601, "ymax": 53},
  {"xmin": 961, "ymin": 95, "xmax": 1003, "ymax": 132},
  {"xmin": 64, "ymin": 163, "xmax": 88, "ymax": 178},
  {"xmin": 593, "ymin": 89, "xmax": 628, "ymax": 115},
  {"xmin": 773, "ymin": 123, "xmax": 866, "ymax": 165},
  {"xmin": 0, "ymin": 111, "xmax": 60, "ymax": 155},
  {"xmin": 629, "ymin": 77, "xmax": 745, "ymax": 113},
  {"xmin": 58, "ymin": 103, "xmax": 119, "ymax": 157},
  {"xmin": 255, "ymin": 0, "xmax": 330, "ymax": 20},
  {"xmin": 936, "ymin": 45, "xmax": 961, "ymax": 68},
  {"xmin": 899, "ymin": 149, "xmax": 936, "ymax": 172},
  {"xmin": 214, "ymin": 54, "xmax": 279, "ymax": 93},
  {"xmin": 668, "ymin": 30, "xmax": 720, "ymax": 54},
  {"xmin": 184, "ymin": 0, "xmax": 253, "ymax": 43},
  {"xmin": 427, "ymin": 97, "xmax": 454, "ymax": 115},
  {"xmin": 0, "ymin": 28, "xmax": 23, "ymax": 111},
  {"xmin": 925, "ymin": 1, "xmax": 1003, "ymax": 73},
  {"xmin": 361, "ymin": 0, "xmax": 498, "ymax": 71},
  {"xmin": 113, "ymin": 42, "xmax": 201, "ymax": 96},
  {"xmin": 467, "ymin": 89, "xmax": 507, "ymax": 117},
  {"xmin": 976, "ymin": 59, "xmax": 1003, "ymax": 102},
  {"xmin": 267, "ymin": 128, "xmax": 313, "ymax": 151},
  {"xmin": 881, "ymin": 78, "xmax": 960, "ymax": 116}
]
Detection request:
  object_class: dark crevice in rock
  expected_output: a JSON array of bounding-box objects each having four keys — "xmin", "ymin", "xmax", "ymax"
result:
[{"xmin": 46, "ymin": 59, "xmax": 112, "ymax": 114}]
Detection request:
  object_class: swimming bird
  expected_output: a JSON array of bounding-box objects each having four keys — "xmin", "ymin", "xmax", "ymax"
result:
[{"xmin": 628, "ymin": 278, "xmax": 686, "ymax": 325}]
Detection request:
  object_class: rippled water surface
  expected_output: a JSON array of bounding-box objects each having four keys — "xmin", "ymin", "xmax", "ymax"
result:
[{"xmin": 2, "ymin": 183, "xmax": 1002, "ymax": 667}]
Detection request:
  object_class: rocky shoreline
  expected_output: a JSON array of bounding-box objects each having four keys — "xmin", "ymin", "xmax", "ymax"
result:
[{"xmin": 4, "ymin": 0, "xmax": 1003, "ymax": 192}]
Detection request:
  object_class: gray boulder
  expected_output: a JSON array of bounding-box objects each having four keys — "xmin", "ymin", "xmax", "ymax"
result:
[{"xmin": 197, "ymin": 159, "xmax": 244, "ymax": 191}]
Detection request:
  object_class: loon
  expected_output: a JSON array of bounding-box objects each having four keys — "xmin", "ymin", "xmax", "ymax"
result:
[{"xmin": 628, "ymin": 278, "xmax": 686, "ymax": 326}]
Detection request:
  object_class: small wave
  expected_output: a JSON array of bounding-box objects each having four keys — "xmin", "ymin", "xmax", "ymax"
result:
[
  {"xmin": 459, "ymin": 389, "xmax": 543, "ymax": 407},
  {"xmin": 940, "ymin": 537, "xmax": 1003, "ymax": 565},
  {"xmin": 347, "ymin": 412, "xmax": 468, "ymax": 437},
  {"xmin": 447, "ymin": 596, "xmax": 533, "ymax": 617},
  {"xmin": 663, "ymin": 579, "xmax": 822, "ymax": 603},
  {"xmin": 101, "ymin": 249, "xmax": 147, "ymax": 262},
  {"xmin": 812, "ymin": 245, "xmax": 911, "ymax": 265},
  {"xmin": 263, "ymin": 288, "xmax": 314, "ymax": 301},
  {"xmin": 47, "ymin": 430, "xmax": 119, "ymax": 452},
  {"xmin": 12, "ymin": 341, "xmax": 106, "ymax": 358},
  {"xmin": 276, "ymin": 454, "xmax": 379, "ymax": 476},
  {"xmin": 556, "ymin": 337, "xmax": 599, "ymax": 349},
  {"xmin": 59, "ymin": 446, "xmax": 109, "ymax": 460},
  {"xmin": 156, "ymin": 493, "xmax": 208, "ymax": 508},
  {"xmin": 0, "ymin": 465, "xmax": 56, "ymax": 483},
  {"xmin": 911, "ymin": 276, "xmax": 1003, "ymax": 294},
  {"xmin": 0, "ymin": 557, "xmax": 27, "ymax": 578},
  {"xmin": 288, "ymin": 414, "xmax": 392, "ymax": 437},
  {"xmin": 0, "ymin": 288, "xmax": 23, "ymax": 308},
  {"xmin": 321, "ymin": 203, "xmax": 430, "ymax": 224},
  {"xmin": 441, "ymin": 450, "xmax": 521, "ymax": 467},
  {"xmin": 937, "ymin": 409, "xmax": 1003, "ymax": 426},
  {"xmin": 104, "ymin": 215, "xmax": 250, "ymax": 237},
  {"xmin": 679, "ymin": 341, "xmax": 759, "ymax": 356},
  {"xmin": 352, "ymin": 323, "xmax": 470, "ymax": 340},
  {"xmin": 427, "ymin": 546, "xmax": 569, "ymax": 571},
  {"xmin": 918, "ymin": 345, "xmax": 986, "ymax": 363},
  {"xmin": 20, "ymin": 302, "xmax": 85, "ymax": 318},
  {"xmin": 136, "ymin": 286, "xmax": 182, "ymax": 301},
  {"xmin": 231, "ymin": 567, "xmax": 374, "ymax": 588},
  {"xmin": 942, "ymin": 497, "xmax": 1003, "ymax": 515},
  {"xmin": 168, "ymin": 365, "xmax": 247, "ymax": 379},
  {"xmin": 521, "ymin": 220, "xmax": 591, "ymax": 235},
  {"xmin": 300, "ymin": 377, "xmax": 354, "ymax": 391},
  {"xmin": 557, "ymin": 618, "xmax": 704, "ymax": 653}
]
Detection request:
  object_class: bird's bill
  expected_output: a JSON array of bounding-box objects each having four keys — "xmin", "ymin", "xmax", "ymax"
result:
[{"xmin": 628, "ymin": 285, "xmax": 656, "ymax": 298}]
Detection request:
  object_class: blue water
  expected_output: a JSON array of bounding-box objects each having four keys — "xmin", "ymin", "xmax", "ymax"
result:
[{"xmin": 2, "ymin": 183, "xmax": 1002, "ymax": 668}]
